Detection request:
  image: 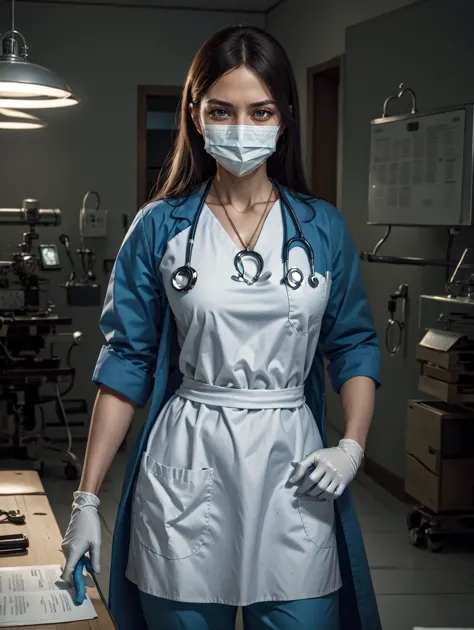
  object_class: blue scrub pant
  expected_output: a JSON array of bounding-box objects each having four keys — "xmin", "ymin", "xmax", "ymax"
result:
[{"xmin": 139, "ymin": 591, "xmax": 340, "ymax": 630}]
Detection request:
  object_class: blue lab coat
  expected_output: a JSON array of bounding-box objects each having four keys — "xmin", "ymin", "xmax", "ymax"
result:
[{"xmin": 92, "ymin": 184, "xmax": 382, "ymax": 630}]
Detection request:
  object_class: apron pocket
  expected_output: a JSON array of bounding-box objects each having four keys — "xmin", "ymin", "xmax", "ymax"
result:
[
  {"xmin": 297, "ymin": 496, "xmax": 335, "ymax": 549},
  {"xmin": 133, "ymin": 452, "xmax": 214, "ymax": 560}
]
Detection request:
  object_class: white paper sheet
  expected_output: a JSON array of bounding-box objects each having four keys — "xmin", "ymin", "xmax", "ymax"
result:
[{"xmin": 0, "ymin": 565, "xmax": 97, "ymax": 627}]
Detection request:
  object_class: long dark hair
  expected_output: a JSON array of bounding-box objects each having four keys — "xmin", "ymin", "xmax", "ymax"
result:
[{"xmin": 154, "ymin": 25, "xmax": 312, "ymax": 201}]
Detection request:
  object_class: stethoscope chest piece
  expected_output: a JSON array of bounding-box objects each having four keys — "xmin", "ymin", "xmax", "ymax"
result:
[
  {"xmin": 232, "ymin": 250, "xmax": 264, "ymax": 286},
  {"xmin": 171, "ymin": 265, "xmax": 198, "ymax": 293},
  {"xmin": 284, "ymin": 268, "xmax": 320, "ymax": 290},
  {"xmin": 285, "ymin": 267, "xmax": 304, "ymax": 290}
]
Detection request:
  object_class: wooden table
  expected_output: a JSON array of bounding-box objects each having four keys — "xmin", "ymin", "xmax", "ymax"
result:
[
  {"xmin": 0, "ymin": 470, "xmax": 115, "ymax": 630},
  {"xmin": 0, "ymin": 470, "xmax": 45, "ymax": 496}
]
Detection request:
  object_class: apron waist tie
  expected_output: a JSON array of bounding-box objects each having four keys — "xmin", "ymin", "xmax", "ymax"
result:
[{"xmin": 176, "ymin": 376, "xmax": 306, "ymax": 410}]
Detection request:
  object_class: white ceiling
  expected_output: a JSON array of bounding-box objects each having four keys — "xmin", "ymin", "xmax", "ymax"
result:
[{"xmin": 30, "ymin": 0, "xmax": 284, "ymax": 11}]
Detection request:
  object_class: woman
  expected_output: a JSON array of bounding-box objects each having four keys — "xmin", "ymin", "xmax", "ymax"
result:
[{"xmin": 61, "ymin": 25, "xmax": 381, "ymax": 630}]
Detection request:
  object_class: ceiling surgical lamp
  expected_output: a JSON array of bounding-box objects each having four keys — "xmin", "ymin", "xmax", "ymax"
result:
[
  {"xmin": 0, "ymin": 0, "xmax": 78, "ymax": 109},
  {"xmin": 0, "ymin": 94, "xmax": 78, "ymax": 109},
  {"xmin": 0, "ymin": 107, "xmax": 45, "ymax": 129}
]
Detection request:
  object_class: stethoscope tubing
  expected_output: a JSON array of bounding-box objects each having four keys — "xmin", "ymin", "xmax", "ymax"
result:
[
  {"xmin": 171, "ymin": 177, "xmax": 317, "ymax": 292},
  {"xmin": 186, "ymin": 178, "xmax": 213, "ymax": 264}
]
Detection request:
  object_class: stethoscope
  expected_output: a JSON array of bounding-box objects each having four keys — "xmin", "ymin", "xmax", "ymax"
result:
[{"xmin": 171, "ymin": 178, "xmax": 320, "ymax": 293}]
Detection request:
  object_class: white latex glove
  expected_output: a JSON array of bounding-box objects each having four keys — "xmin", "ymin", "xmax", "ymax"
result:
[
  {"xmin": 289, "ymin": 439, "xmax": 364, "ymax": 500},
  {"xmin": 61, "ymin": 491, "xmax": 101, "ymax": 585}
]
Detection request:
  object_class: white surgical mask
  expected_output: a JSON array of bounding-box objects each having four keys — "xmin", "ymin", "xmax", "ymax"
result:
[{"xmin": 204, "ymin": 124, "xmax": 279, "ymax": 177}]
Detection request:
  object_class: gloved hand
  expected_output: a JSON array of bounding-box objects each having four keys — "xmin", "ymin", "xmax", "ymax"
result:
[
  {"xmin": 61, "ymin": 491, "xmax": 101, "ymax": 605},
  {"xmin": 289, "ymin": 439, "xmax": 364, "ymax": 500}
]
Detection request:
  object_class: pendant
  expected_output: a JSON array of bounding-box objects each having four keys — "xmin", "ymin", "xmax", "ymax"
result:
[{"xmin": 231, "ymin": 249, "xmax": 264, "ymax": 285}]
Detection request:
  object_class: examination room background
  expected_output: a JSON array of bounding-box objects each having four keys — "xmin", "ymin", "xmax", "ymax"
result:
[{"xmin": 1, "ymin": 0, "xmax": 473, "ymax": 493}]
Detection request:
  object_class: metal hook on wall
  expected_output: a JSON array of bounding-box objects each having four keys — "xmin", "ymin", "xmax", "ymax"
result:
[
  {"xmin": 81, "ymin": 191, "xmax": 101, "ymax": 211},
  {"xmin": 382, "ymin": 83, "xmax": 417, "ymax": 118}
]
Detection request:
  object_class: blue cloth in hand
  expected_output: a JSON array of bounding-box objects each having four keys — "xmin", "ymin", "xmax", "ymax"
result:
[{"xmin": 73, "ymin": 555, "xmax": 93, "ymax": 606}]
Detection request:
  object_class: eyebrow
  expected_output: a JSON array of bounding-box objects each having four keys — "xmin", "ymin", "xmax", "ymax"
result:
[{"xmin": 207, "ymin": 98, "xmax": 276, "ymax": 108}]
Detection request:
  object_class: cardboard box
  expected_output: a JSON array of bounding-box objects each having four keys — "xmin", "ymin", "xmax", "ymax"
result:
[
  {"xmin": 405, "ymin": 454, "xmax": 474, "ymax": 513},
  {"xmin": 418, "ymin": 374, "xmax": 474, "ymax": 404},
  {"xmin": 422, "ymin": 363, "xmax": 474, "ymax": 384},
  {"xmin": 416, "ymin": 329, "xmax": 474, "ymax": 371},
  {"xmin": 406, "ymin": 400, "xmax": 474, "ymax": 474}
]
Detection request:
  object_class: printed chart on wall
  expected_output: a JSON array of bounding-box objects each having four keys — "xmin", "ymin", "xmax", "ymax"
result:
[{"xmin": 368, "ymin": 109, "xmax": 466, "ymax": 226}]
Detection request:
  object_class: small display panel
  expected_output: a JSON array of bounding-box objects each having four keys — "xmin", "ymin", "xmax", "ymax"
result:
[{"xmin": 39, "ymin": 244, "xmax": 61, "ymax": 270}]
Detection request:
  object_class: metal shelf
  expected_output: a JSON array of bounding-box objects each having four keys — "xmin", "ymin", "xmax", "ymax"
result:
[
  {"xmin": 360, "ymin": 253, "xmax": 457, "ymax": 267},
  {"xmin": 420, "ymin": 295, "xmax": 474, "ymax": 306},
  {"xmin": 418, "ymin": 295, "xmax": 474, "ymax": 337}
]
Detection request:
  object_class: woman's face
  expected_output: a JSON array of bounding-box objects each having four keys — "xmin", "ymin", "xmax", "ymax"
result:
[{"xmin": 193, "ymin": 65, "xmax": 282, "ymax": 130}]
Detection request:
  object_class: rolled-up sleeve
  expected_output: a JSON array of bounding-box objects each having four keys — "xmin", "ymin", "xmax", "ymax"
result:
[
  {"xmin": 320, "ymin": 209, "xmax": 381, "ymax": 393},
  {"xmin": 92, "ymin": 208, "xmax": 161, "ymax": 407}
]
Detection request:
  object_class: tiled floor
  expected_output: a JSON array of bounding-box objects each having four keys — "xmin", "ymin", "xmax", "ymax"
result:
[{"xmin": 43, "ymin": 442, "xmax": 474, "ymax": 630}]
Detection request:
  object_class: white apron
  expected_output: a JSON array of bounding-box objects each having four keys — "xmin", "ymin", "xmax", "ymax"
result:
[{"xmin": 126, "ymin": 200, "xmax": 342, "ymax": 605}]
